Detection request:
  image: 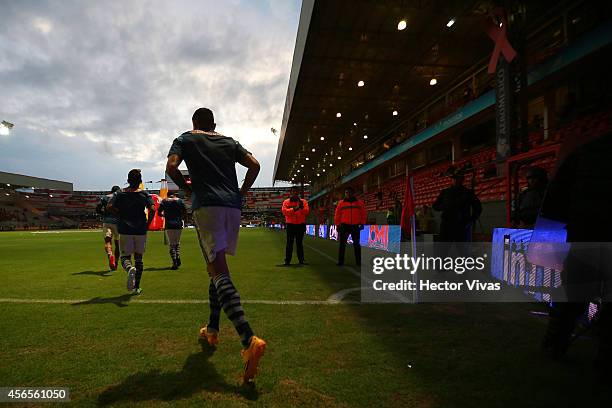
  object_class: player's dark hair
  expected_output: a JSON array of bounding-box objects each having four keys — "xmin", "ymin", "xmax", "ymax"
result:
[
  {"xmin": 127, "ymin": 169, "xmax": 142, "ymax": 188},
  {"xmin": 111, "ymin": 185, "xmax": 120, "ymax": 193},
  {"xmin": 192, "ymin": 108, "xmax": 215, "ymax": 131}
]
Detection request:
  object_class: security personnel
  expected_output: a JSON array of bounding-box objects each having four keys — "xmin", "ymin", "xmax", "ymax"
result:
[
  {"xmin": 282, "ymin": 186, "xmax": 310, "ymax": 265},
  {"xmin": 512, "ymin": 166, "xmax": 548, "ymax": 228},
  {"xmin": 334, "ymin": 186, "xmax": 367, "ymax": 266},
  {"xmin": 432, "ymin": 168, "xmax": 482, "ymax": 242}
]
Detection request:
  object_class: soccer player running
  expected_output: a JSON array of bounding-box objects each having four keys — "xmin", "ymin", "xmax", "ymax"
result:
[
  {"xmin": 334, "ymin": 186, "xmax": 367, "ymax": 266},
  {"xmin": 282, "ymin": 186, "xmax": 310, "ymax": 265},
  {"xmin": 166, "ymin": 107, "xmax": 266, "ymax": 383},
  {"xmin": 96, "ymin": 185, "xmax": 121, "ymax": 271},
  {"xmin": 158, "ymin": 192, "xmax": 187, "ymax": 269},
  {"xmin": 107, "ymin": 169, "xmax": 156, "ymax": 295}
]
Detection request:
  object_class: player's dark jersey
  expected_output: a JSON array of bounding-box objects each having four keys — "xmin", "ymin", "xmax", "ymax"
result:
[
  {"xmin": 159, "ymin": 197, "xmax": 185, "ymax": 230},
  {"xmin": 109, "ymin": 190, "xmax": 154, "ymax": 235},
  {"xmin": 167, "ymin": 130, "xmax": 249, "ymax": 210},
  {"xmin": 96, "ymin": 194, "xmax": 119, "ymax": 224}
]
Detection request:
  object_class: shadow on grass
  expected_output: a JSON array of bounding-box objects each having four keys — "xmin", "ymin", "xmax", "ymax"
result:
[
  {"xmin": 285, "ymin": 233, "xmax": 612, "ymax": 406},
  {"xmin": 72, "ymin": 270, "xmax": 112, "ymax": 277},
  {"xmin": 71, "ymin": 293, "xmax": 135, "ymax": 308},
  {"xmin": 98, "ymin": 340, "xmax": 259, "ymax": 404}
]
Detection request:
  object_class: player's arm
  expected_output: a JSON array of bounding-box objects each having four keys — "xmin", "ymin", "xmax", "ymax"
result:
[
  {"xmin": 166, "ymin": 154, "xmax": 191, "ymax": 196},
  {"xmin": 146, "ymin": 204, "xmax": 156, "ymax": 227},
  {"xmin": 238, "ymin": 153, "xmax": 260, "ymax": 196}
]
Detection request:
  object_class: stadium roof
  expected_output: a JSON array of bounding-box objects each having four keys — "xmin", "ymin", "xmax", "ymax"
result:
[
  {"xmin": 0, "ymin": 171, "xmax": 73, "ymax": 191},
  {"xmin": 273, "ymin": 0, "xmax": 560, "ymax": 183}
]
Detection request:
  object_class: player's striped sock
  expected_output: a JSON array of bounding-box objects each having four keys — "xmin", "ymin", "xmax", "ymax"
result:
[
  {"xmin": 169, "ymin": 245, "xmax": 178, "ymax": 262},
  {"xmin": 208, "ymin": 279, "xmax": 221, "ymax": 331},
  {"xmin": 134, "ymin": 254, "xmax": 143, "ymax": 289},
  {"xmin": 175, "ymin": 244, "xmax": 180, "ymax": 259},
  {"xmin": 121, "ymin": 256, "xmax": 132, "ymax": 271},
  {"xmin": 213, "ymin": 273, "xmax": 254, "ymax": 347}
]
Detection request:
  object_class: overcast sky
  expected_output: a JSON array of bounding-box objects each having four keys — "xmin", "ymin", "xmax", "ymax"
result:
[{"xmin": 0, "ymin": 0, "xmax": 300, "ymax": 191}]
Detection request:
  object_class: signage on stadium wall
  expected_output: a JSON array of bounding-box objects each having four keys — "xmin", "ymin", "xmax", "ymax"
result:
[
  {"xmin": 495, "ymin": 59, "xmax": 512, "ymax": 160},
  {"xmin": 318, "ymin": 224, "xmax": 328, "ymax": 239},
  {"xmin": 305, "ymin": 225, "xmax": 315, "ymax": 236},
  {"xmin": 316, "ymin": 224, "xmax": 401, "ymax": 253},
  {"xmin": 329, "ymin": 225, "xmax": 338, "ymax": 241},
  {"xmin": 364, "ymin": 225, "xmax": 401, "ymax": 253},
  {"xmin": 491, "ymin": 227, "xmax": 562, "ymax": 302}
]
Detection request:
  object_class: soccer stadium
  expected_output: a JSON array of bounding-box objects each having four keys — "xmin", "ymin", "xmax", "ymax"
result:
[{"xmin": 1, "ymin": 0, "xmax": 612, "ymax": 406}]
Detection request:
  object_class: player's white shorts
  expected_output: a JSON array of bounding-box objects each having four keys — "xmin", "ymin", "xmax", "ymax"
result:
[
  {"xmin": 119, "ymin": 234, "xmax": 147, "ymax": 256},
  {"xmin": 193, "ymin": 206, "xmax": 240, "ymax": 263},
  {"xmin": 166, "ymin": 229, "xmax": 182, "ymax": 246},
  {"xmin": 103, "ymin": 223, "xmax": 119, "ymax": 240}
]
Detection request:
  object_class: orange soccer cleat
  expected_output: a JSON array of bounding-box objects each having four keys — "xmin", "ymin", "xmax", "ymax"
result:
[{"xmin": 241, "ymin": 336, "xmax": 267, "ymax": 383}]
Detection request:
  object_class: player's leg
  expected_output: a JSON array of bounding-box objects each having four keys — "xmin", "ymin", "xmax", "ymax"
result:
[
  {"xmin": 194, "ymin": 213, "xmax": 222, "ymax": 345},
  {"xmin": 176, "ymin": 229, "xmax": 182, "ymax": 267},
  {"xmin": 132, "ymin": 235, "xmax": 146, "ymax": 294},
  {"xmin": 167, "ymin": 230, "xmax": 179, "ymax": 269},
  {"xmin": 113, "ymin": 235, "xmax": 120, "ymax": 271},
  {"xmin": 103, "ymin": 224, "xmax": 115, "ymax": 270},
  {"xmin": 196, "ymin": 207, "xmax": 265, "ymax": 381},
  {"xmin": 119, "ymin": 235, "xmax": 137, "ymax": 291},
  {"xmin": 209, "ymin": 250, "xmax": 266, "ymax": 382},
  {"xmin": 199, "ymin": 270, "xmax": 221, "ymax": 346}
]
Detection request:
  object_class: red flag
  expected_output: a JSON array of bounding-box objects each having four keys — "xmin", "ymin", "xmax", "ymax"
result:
[
  {"xmin": 484, "ymin": 8, "xmax": 517, "ymax": 74},
  {"xmin": 400, "ymin": 176, "xmax": 415, "ymax": 235}
]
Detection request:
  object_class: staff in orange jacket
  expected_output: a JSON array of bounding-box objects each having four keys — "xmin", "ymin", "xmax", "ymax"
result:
[
  {"xmin": 282, "ymin": 186, "xmax": 310, "ymax": 265},
  {"xmin": 334, "ymin": 186, "xmax": 367, "ymax": 266}
]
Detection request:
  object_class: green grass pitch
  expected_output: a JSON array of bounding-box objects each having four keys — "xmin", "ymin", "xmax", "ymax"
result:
[{"xmin": 0, "ymin": 228, "xmax": 610, "ymax": 407}]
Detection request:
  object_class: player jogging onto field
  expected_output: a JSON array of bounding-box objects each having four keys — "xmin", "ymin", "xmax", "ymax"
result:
[
  {"xmin": 96, "ymin": 185, "xmax": 121, "ymax": 270},
  {"xmin": 159, "ymin": 192, "xmax": 187, "ymax": 269},
  {"xmin": 166, "ymin": 107, "xmax": 266, "ymax": 383},
  {"xmin": 107, "ymin": 169, "xmax": 156, "ymax": 295}
]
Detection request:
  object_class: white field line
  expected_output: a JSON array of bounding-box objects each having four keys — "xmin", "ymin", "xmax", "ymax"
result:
[
  {"xmin": 0, "ymin": 298, "xmax": 360, "ymax": 305},
  {"xmin": 304, "ymin": 242, "xmax": 415, "ymax": 304},
  {"xmin": 30, "ymin": 230, "xmax": 101, "ymax": 234}
]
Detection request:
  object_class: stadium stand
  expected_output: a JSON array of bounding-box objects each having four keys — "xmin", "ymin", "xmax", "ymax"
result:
[{"xmin": 275, "ymin": 0, "xmax": 612, "ymax": 241}]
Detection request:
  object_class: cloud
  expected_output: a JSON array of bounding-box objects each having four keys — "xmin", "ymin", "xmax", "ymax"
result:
[{"xmin": 0, "ymin": 0, "xmax": 300, "ymax": 190}]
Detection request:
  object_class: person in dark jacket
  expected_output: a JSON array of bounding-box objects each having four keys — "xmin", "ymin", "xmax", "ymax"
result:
[
  {"xmin": 512, "ymin": 166, "xmax": 548, "ymax": 228},
  {"xmin": 432, "ymin": 169, "xmax": 482, "ymax": 242},
  {"xmin": 539, "ymin": 134, "xmax": 612, "ymax": 373}
]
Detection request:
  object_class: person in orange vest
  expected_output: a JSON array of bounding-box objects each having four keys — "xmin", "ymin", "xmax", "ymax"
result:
[
  {"xmin": 334, "ymin": 186, "xmax": 367, "ymax": 266},
  {"xmin": 282, "ymin": 186, "xmax": 310, "ymax": 265}
]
